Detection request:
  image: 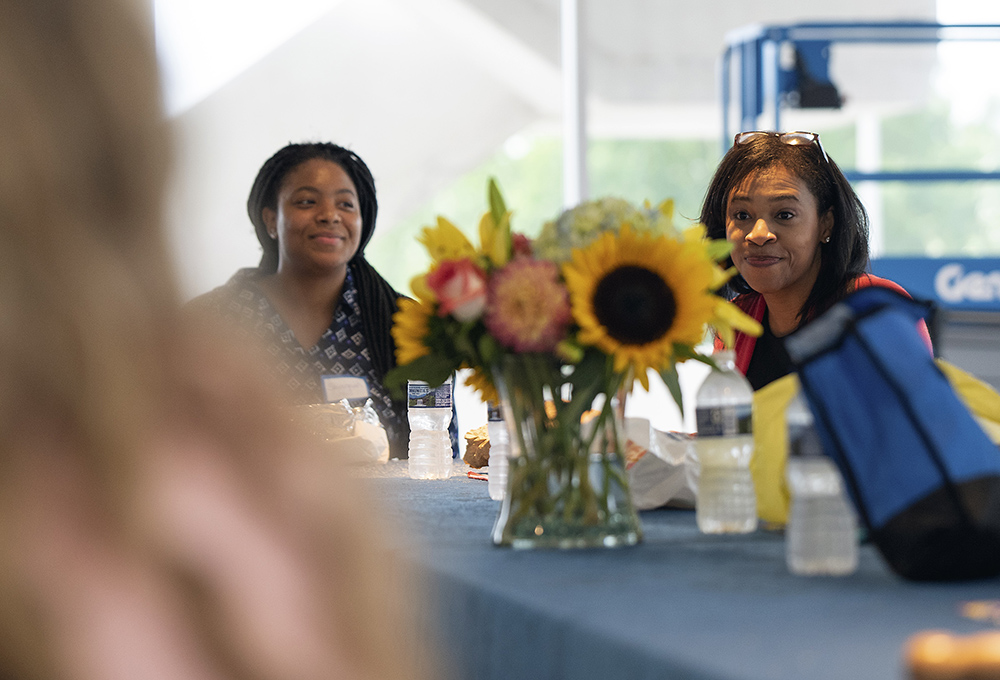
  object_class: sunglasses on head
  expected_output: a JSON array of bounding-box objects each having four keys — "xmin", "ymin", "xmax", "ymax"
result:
[{"xmin": 734, "ymin": 130, "xmax": 830, "ymax": 165}]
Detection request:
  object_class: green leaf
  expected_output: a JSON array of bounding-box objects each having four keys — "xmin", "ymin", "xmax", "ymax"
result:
[
  {"xmin": 486, "ymin": 178, "xmax": 513, "ymax": 266},
  {"xmin": 423, "ymin": 314, "xmax": 459, "ymax": 355},
  {"xmin": 555, "ymin": 338, "xmax": 585, "ymax": 364},
  {"xmin": 705, "ymin": 239, "xmax": 733, "ymax": 261},
  {"xmin": 488, "ymin": 177, "xmax": 508, "ymax": 227},
  {"xmin": 477, "ymin": 332, "xmax": 503, "ymax": 368},
  {"xmin": 560, "ymin": 349, "xmax": 608, "ymax": 423},
  {"xmin": 384, "ymin": 354, "xmax": 461, "ymax": 399},
  {"xmin": 660, "ymin": 365, "xmax": 684, "ymax": 415},
  {"xmin": 673, "ymin": 343, "xmax": 714, "ymax": 367},
  {"xmin": 452, "ymin": 319, "xmax": 481, "ymax": 358}
]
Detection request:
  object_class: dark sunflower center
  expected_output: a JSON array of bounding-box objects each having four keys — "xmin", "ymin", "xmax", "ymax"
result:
[{"xmin": 593, "ymin": 265, "xmax": 676, "ymax": 345}]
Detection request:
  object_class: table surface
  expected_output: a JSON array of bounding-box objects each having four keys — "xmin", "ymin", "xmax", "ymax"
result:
[{"xmin": 363, "ymin": 461, "xmax": 1000, "ymax": 680}]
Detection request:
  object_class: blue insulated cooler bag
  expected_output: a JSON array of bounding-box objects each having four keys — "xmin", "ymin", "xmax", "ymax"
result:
[{"xmin": 784, "ymin": 286, "xmax": 1000, "ymax": 581}]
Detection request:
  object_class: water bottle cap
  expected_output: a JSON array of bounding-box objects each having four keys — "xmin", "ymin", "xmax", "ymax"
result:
[
  {"xmin": 713, "ymin": 349, "xmax": 736, "ymax": 368},
  {"xmin": 786, "ymin": 456, "xmax": 843, "ymax": 495}
]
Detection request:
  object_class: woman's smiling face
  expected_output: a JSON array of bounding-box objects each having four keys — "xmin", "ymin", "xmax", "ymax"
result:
[
  {"xmin": 725, "ymin": 164, "xmax": 833, "ymax": 306},
  {"xmin": 262, "ymin": 158, "xmax": 362, "ymax": 277}
]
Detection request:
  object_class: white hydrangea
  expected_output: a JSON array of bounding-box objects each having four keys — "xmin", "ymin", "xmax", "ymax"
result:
[{"xmin": 533, "ymin": 197, "xmax": 679, "ymax": 262}]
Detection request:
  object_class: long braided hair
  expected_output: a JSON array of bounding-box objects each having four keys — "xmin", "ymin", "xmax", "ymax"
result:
[{"xmin": 245, "ymin": 142, "xmax": 409, "ymax": 456}]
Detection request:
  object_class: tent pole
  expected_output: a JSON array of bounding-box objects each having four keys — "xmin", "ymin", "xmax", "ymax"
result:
[{"xmin": 561, "ymin": 0, "xmax": 588, "ymax": 207}]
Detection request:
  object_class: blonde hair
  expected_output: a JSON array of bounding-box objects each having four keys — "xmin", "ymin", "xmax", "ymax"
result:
[
  {"xmin": 0, "ymin": 3, "xmax": 431, "ymax": 679},
  {"xmin": 0, "ymin": 0, "xmax": 173, "ymax": 476}
]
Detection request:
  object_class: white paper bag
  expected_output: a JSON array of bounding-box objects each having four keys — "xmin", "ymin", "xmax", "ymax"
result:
[{"xmin": 626, "ymin": 425, "xmax": 696, "ymax": 511}]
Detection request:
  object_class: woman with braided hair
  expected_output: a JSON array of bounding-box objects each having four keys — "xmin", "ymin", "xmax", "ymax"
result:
[{"xmin": 195, "ymin": 143, "xmax": 445, "ymax": 460}]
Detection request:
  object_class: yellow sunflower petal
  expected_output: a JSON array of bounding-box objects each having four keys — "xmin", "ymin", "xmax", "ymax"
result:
[
  {"xmin": 710, "ymin": 264, "xmax": 734, "ymax": 291},
  {"xmin": 681, "ymin": 223, "xmax": 705, "ymax": 242},
  {"xmin": 462, "ymin": 366, "xmax": 499, "ymax": 405},
  {"xmin": 391, "ymin": 297, "xmax": 435, "ymax": 365},
  {"xmin": 711, "ymin": 298, "xmax": 763, "ymax": 349},
  {"xmin": 635, "ymin": 366, "xmax": 651, "ymax": 392},
  {"xmin": 713, "ymin": 319, "xmax": 736, "ymax": 350}
]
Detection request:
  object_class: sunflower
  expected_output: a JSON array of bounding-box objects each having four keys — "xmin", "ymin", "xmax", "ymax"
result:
[
  {"xmin": 462, "ymin": 365, "xmax": 499, "ymax": 405},
  {"xmin": 391, "ymin": 296, "xmax": 435, "ymax": 365},
  {"xmin": 563, "ymin": 224, "xmax": 718, "ymax": 390},
  {"xmin": 675, "ymin": 224, "xmax": 763, "ymax": 347}
]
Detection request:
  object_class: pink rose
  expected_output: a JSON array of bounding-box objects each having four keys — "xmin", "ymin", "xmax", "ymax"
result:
[{"xmin": 426, "ymin": 259, "xmax": 488, "ymax": 322}]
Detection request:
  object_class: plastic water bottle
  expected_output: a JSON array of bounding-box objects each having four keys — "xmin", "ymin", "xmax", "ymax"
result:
[
  {"xmin": 785, "ymin": 391, "xmax": 858, "ymax": 575},
  {"xmin": 486, "ymin": 401, "xmax": 509, "ymax": 501},
  {"xmin": 694, "ymin": 350, "xmax": 757, "ymax": 534},
  {"xmin": 407, "ymin": 379, "xmax": 453, "ymax": 480}
]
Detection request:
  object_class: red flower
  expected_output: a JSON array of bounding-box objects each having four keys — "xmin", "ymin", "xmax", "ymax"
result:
[{"xmin": 512, "ymin": 233, "xmax": 533, "ymax": 258}]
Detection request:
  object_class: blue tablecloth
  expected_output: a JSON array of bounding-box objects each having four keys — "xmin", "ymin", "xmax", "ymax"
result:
[{"xmin": 366, "ymin": 462, "xmax": 999, "ymax": 680}]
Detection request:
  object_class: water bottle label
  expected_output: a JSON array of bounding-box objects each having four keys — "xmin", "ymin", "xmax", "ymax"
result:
[
  {"xmin": 486, "ymin": 401, "xmax": 504, "ymax": 422},
  {"xmin": 407, "ymin": 379, "xmax": 453, "ymax": 409},
  {"xmin": 696, "ymin": 404, "xmax": 752, "ymax": 437}
]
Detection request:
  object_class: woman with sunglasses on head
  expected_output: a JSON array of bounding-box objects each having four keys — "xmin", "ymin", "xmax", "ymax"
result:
[{"xmin": 700, "ymin": 131, "xmax": 930, "ymax": 390}]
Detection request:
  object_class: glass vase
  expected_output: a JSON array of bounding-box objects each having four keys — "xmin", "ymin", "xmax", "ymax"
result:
[{"xmin": 490, "ymin": 353, "xmax": 643, "ymax": 549}]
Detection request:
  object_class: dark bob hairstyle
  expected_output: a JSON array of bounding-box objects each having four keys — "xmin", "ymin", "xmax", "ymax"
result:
[{"xmin": 699, "ymin": 133, "xmax": 870, "ymax": 324}]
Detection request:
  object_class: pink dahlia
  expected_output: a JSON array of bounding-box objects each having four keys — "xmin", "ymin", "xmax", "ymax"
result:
[{"xmin": 484, "ymin": 258, "xmax": 571, "ymax": 352}]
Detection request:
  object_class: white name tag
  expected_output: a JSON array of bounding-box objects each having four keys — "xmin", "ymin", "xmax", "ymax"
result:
[{"xmin": 321, "ymin": 375, "xmax": 370, "ymax": 403}]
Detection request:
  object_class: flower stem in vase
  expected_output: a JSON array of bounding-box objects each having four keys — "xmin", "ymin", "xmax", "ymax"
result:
[{"xmin": 491, "ymin": 354, "xmax": 642, "ymax": 549}]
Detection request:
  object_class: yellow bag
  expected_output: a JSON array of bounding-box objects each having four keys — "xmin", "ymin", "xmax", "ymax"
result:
[
  {"xmin": 937, "ymin": 360, "xmax": 1000, "ymax": 444},
  {"xmin": 749, "ymin": 373, "xmax": 799, "ymax": 528},
  {"xmin": 750, "ymin": 360, "xmax": 1000, "ymax": 528}
]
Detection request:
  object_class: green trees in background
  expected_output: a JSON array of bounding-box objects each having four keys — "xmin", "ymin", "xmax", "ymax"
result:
[
  {"xmin": 367, "ymin": 137, "xmax": 718, "ymax": 292},
  {"xmin": 879, "ymin": 100, "xmax": 1000, "ymax": 256},
  {"xmin": 368, "ymin": 98, "xmax": 1000, "ymax": 294}
]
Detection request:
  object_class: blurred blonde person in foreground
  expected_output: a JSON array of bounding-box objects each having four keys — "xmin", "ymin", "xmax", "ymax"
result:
[{"xmin": 0, "ymin": 3, "xmax": 432, "ymax": 680}]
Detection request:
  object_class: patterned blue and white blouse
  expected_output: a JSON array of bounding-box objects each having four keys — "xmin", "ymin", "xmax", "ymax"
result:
[{"xmin": 197, "ymin": 266, "xmax": 407, "ymax": 454}]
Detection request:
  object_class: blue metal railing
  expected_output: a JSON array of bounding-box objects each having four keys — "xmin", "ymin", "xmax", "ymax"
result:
[{"xmin": 721, "ymin": 21, "xmax": 1000, "ymax": 171}]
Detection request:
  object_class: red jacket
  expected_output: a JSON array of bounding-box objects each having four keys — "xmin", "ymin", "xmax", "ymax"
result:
[{"xmin": 715, "ymin": 274, "xmax": 934, "ymax": 376}]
